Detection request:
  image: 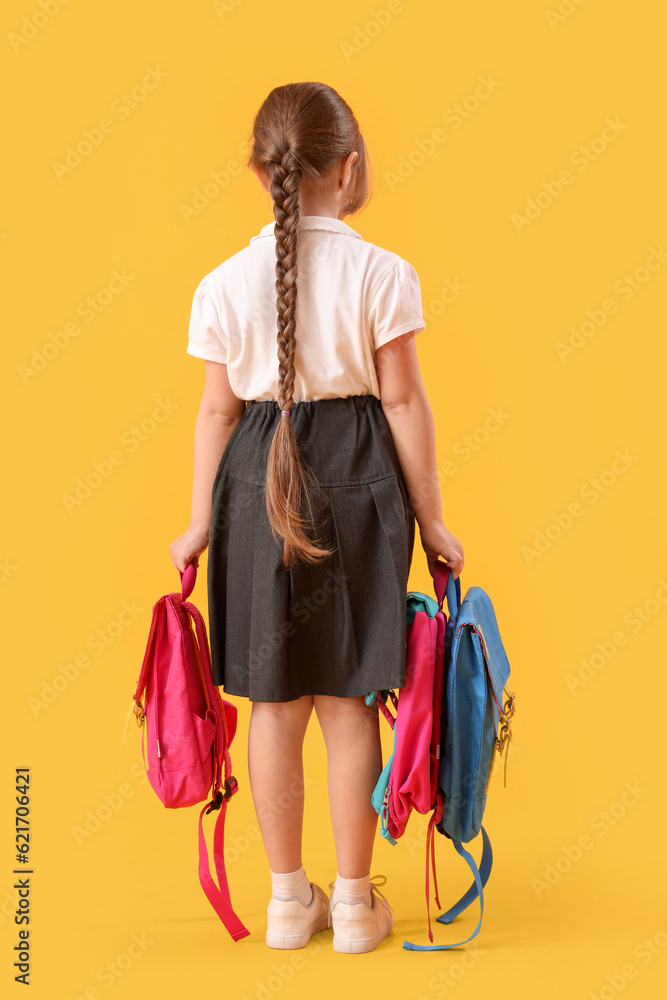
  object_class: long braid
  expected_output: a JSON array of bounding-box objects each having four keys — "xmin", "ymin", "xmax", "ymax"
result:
[
  {"xmin": 271, "ymin": 151, "xmax": 299, "ymax": 416},
  {"xmin": 246, "ymin": 82, "xmax": 372, "ymax": 567},
  {"xmin": 264, "ymin": 149, "xmax": 335, "ymax": 568}
]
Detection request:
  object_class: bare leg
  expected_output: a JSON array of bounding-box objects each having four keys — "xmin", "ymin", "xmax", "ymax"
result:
[
  {"xmin": 247, "ymin": 695, "xmax": 314, "ymax": 873},
  {"xmin": 313, "ymin": 694, "xmax": 383, "ymax": 879}
]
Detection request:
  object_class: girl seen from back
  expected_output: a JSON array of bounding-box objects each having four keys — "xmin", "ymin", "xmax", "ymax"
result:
[{"xmin": 170, "ymin": 81, "xmax": 464, "ymax": 955}]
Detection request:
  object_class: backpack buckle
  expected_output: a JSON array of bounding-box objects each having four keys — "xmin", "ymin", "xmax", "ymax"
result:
[
  {"xmin": 133, "ymin": 698, "xmax": 145, "ymax": 727},
  {"xmin": 497, "ymin": 690, "xmax": 517, "ymax": 787},
  {"xmin": 205, "ymin": 777, "xmax": 239, "ymax": 813},
  {"xmin": 205, "ymin": 789, "xmax": 224, "ymax": 814},
  {"xmin": 223, "ymin": 777, "xmax": 238, "ymax": 799}
]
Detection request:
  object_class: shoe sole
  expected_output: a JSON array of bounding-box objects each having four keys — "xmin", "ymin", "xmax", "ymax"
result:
[
  {"xmin": 266, "ymin": 915, "xmax": 329, "ymax": 950},
  {"xmin": 332, "ymin": 915, "xmax": 393, "ymax": 954}
]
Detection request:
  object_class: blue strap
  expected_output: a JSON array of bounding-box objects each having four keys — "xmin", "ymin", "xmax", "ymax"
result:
[
  {"xmin": 371, "ymin": 716, "xmax": 398, "ymax": 845},
  {"xmin": 402, "ymin": 826, "xmax": 491, "ymax": 951},
  {"xmin": 437, "ymin": 825, "xmax": 493, "ymax": 923},
  {"xmin": 380, "ymin": 825, "xmax": 398, "ymax": 846}
]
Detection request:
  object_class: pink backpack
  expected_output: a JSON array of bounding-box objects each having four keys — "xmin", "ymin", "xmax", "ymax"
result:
[
  {"xmin": 369, "ymin": 562, "xmax": 449, "ymax": 841},
  {"xmin": 127, "ymin": 560, "xmax": 249, "ymax": 942},
  {"xmin": 367, "ymin": 561, "xmax": 450, "ymax": 938}
]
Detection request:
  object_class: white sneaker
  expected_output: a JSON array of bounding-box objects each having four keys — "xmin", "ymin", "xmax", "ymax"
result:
[
  {"xmin": 266, "ymin": 882, "xmax": 330, "ymax": 949},
  {"xmin": 328, "ymin": 875, "xmax": 394, "ymax": 954}
]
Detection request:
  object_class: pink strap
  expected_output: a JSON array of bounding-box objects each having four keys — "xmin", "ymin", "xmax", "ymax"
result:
[
  {"xmin": 432, "ymin": 561, "xmax": 450, "ymax": 611},
  {"xmin": 133, "ymin": 599, "xmax": 163, "ymax": 704},
  {"xmin": 425, "ymin": 812, "xmax": 436, "ymax": 942},
  {"xmin": 424, "ymin": 793, "xmax": 444, "ymax": 942},
  {"xmin": 378, "ymin": 698, "xmax": 396, "ymax": 729},
  {"xmin": 179, "ymin": 560, "xmax": 197, "ymax": 602},
  {"xmin": 188, "ymin": 598, "xmax": 249, "ymax": 940},
  {"xmin": 184, "ymin": 600, "xmax": 227, "ymax": 799},
  {"xmin": 197, "ymin": 793, "xmax": 250, "ymax": 941}
]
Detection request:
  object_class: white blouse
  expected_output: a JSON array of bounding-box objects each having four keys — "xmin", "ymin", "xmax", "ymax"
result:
[{"xmin": 186, "ymin": 214, "xmax": 425, "ymax": 402}]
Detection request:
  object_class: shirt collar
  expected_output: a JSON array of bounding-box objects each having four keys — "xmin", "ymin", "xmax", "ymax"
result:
[{"xmin": 249, "ymin": 215, "xmax": 363, "ymax": 243}]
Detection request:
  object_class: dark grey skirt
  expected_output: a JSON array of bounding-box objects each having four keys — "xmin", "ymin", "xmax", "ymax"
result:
[{"xmin": 207, "ymin": 393, "xmax": 416, "ymax": 702}]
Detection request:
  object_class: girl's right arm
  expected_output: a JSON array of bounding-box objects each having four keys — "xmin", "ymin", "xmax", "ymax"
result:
[
  {"xmin": 169, "ymin": 360, "xmax": 246, "ymax": 573},
  {"xmin": 375, "ymin": 331, "xmax": 465, "ymax": 579}
]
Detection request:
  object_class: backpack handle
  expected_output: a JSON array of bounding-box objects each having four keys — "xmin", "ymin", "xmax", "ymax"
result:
[
  {"xmin": 179, "ymin": 558, "xmax": 199, "ymax": 602},
  {"xmin": 432, "ymin": 560, "xmax": 460, "ymax": 619}
]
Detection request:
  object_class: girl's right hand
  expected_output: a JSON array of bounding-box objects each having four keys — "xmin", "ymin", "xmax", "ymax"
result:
[
  {"xmin": 169, "ymin": 524, "xmax": 210, "ymax": 574},
  {"xmin": 419, "ymin": 520, "xmax": 465, "ymax": 580}
]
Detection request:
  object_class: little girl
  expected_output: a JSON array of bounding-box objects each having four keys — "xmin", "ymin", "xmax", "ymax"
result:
[{"xmin": 170, "ymin": 82, "xmax": 464, "ymax": 955}]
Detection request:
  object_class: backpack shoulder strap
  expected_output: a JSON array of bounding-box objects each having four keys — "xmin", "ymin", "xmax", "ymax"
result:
[
  {"xmin": 132, "ymin": 598, "xmax": 166, "ymax": 704},
  {"xmin": 403, "ymin": 825, "xmax": 493, "ymax": 951},
  {"xmin": 197, "ymin": 788, "xmax": 250, "ymax": 941},
  {"xmin": 437, "ymin": 825, "xmax": 493, "ymax": 926},
  {"xmin": 183, "ymin": 596, "xmax": 248, "ymax": 939}
]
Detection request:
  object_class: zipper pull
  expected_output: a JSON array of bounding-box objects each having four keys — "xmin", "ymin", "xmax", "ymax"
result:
[{"xmin": 380, "ymin": 786, "xmax": 391, "ymax": 832}]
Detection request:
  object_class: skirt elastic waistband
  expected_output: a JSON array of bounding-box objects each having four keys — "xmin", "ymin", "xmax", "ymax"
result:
[
  {"xmin": 246, "ymin": 394, "xmax": 382, "ymax": 413},
  {"xmin": 219, "ymin": 393, "xmax": 401, "ymax": 488}
]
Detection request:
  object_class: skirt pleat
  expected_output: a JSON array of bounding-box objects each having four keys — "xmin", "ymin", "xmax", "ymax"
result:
[{"xmin": 207, "ymin": 394, "xmax": 416, "ymax": 702}]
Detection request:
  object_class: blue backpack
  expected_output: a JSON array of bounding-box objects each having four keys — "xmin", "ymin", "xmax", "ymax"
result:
[{"xmin": 368, "ymin": 567, "xmax": 516, "ymax": 951}]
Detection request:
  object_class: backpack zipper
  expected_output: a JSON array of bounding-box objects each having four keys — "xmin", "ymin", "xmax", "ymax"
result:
[
  {"xmin": 381, "ymin": 785, "xmax": 391, "ymax": 832},
  {"xmin": 455, "ymin": 622, "xmax": 516, "ymax": 787}
]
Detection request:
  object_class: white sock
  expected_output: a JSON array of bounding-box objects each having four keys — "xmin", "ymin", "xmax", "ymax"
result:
[
  {"xmin": 335, "ymin": 871, "xmax": 372, "ymax": 906},
  {"xmin": 270, "ymin": 864, "xmax": 314, "ymax": 906}
]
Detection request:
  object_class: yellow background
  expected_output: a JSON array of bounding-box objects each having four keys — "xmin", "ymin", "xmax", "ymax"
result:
[{"xmin": 2, "ymin": 0, "xmax": 666, "ymax": 997}]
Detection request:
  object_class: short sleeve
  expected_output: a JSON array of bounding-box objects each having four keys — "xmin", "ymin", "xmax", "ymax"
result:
[
  {"xmin": 368, "ymin": 258, "xmax": 426, "ymax": 350},
  {"xmin": 186, "ymin": 276, "xmax": 228, "ymax": 363}
]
